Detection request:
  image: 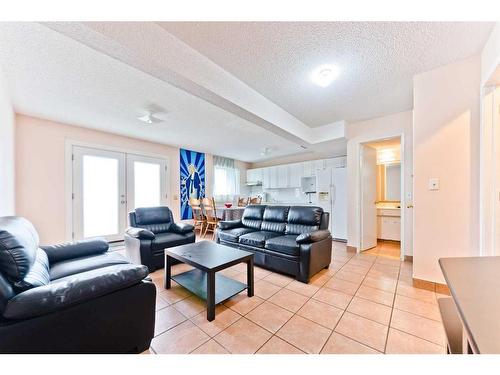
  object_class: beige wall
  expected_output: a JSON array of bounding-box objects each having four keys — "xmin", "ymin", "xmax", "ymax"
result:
[
  {"xmin": 413, "ymin": 55, "xmax": 481, "ymax": 283},
  {"xmin": 0, "ymin": 69, "xmax": 15, "ymax": 216},
  {"xmin": 16, "ymin": 114, "xmax": 225, "ymax": 244},
  {"xmin": 345, "ymin": 111, "xmax": 413, "ymax": 255},
  {"xmin": 481, "ymin": 22, "xmax": 500, "ymax": 86}
]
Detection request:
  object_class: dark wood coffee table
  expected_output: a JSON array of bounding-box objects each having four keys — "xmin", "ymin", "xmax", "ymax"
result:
[{"xmin": 164, "ymin": 241, "xmax": 254, "ymax": 321}]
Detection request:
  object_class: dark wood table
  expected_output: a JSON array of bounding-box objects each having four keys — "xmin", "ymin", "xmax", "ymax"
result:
[
  {"xmin": 439, "ymin": 256, "xmax": 500, "ymax": 354},
  {"xmin": 164, "ymin": 241, "xmax": 254, "ymax": 321}
]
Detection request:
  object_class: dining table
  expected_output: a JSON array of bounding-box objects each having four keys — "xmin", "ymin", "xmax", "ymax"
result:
[{"xmin": 215, "ymin": 206, "xmax": 246, "ymax": 221}]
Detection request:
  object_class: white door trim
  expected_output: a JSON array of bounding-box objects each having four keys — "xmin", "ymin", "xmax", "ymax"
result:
[{"xmin": 65, "ymin": 139, "xmax": 170, "ymax": 242}]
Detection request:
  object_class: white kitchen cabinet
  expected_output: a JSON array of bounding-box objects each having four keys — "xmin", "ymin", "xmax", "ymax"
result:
[
  {"xmin": 277, "ymin": 165, "xmax": 289, "ymax": 188},
  {"xmin": 262, "ymin": 167, "xmax": 270, "ymax": 189},
  {"xmin": 246, "ymin": 168, "xmax": 263, "ymax": 184},
  {"xmin": 314, "ymin": 159, "xmax": 325, "ymax": 171},
  {"xmin": 268, "ymin": 166, "xmax": 278, "ymax": 188},
  {"xmin": 288, "ymin": 163, "xmax": 302, "ymax": 188},
  {"xmin": 302, "ymin": 161, "xmax": 314, "ymax": 177},
  {"xmin": 377, "ymin": 211, "xmax": 401, "ymax": 241}
]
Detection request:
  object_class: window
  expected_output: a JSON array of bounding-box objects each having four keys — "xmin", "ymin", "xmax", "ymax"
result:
[{"xmin": 213, "ymin": 156, "xmax": 240, "ymax": 202}]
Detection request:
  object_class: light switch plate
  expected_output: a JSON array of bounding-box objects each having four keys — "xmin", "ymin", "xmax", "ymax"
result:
[{"xmin": 429, "ymin": 178, "xmax": 440, "ymax": 191}]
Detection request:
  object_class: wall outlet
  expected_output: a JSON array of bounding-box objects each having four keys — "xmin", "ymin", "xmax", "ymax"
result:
[{"xmin": 428, "ymin": 178, "xmax": 440, "ymax": 191}]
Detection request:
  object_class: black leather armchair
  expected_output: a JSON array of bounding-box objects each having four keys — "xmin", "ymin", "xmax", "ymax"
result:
[
  {"xmin": 216, "ymin": 205, "xmax": 332, "ymax": 283},
  {"xmin": 0, "ymin": 216, "xmax": 155, "ymax": 353},
  {"xmin": 125, "ymin": 206, "xmax": 195, "ymax": 271}
]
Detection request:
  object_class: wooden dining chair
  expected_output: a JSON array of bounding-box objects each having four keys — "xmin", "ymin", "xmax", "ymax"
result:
[
  {"xmin": 238, "ymin": 197, "xmax": 249, "ymax": 207},
  {"xmin": 189, "ymin": 197, "xmax": 206, "ymax": 235},
  {"xmin": 201, "ymin": 197, "xmax": 219, "ymax": 240},
  {"xmin": 249, "ymin": 196, "xmax": 262, "ymax": 204}
]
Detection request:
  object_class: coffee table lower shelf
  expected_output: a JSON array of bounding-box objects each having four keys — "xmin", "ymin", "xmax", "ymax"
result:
[{"xmin": 171, "ymin": 269, "xmax": 247, "ymax": 305}]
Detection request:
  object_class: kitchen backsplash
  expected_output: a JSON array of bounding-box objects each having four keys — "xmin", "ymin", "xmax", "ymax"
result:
[{"xmin": 248, "ymin": 186, "xmax": 317, "ymax": 204}]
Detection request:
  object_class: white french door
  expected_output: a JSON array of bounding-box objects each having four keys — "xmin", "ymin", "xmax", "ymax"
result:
[
  {"xmin": 72, "ymin": 145, "xmax": 168, "ymax": 242},
  {"xmin": 126, "ymin": 154, "xmax": 168, "ymax": 210}
]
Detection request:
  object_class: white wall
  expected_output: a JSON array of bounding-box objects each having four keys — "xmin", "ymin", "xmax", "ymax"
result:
[
  {"xmin": 0, "ymin": 68, "xmax": 15, "ymax": 216},
  {"xmin": 345, "ymin": 111, "xmax": 413, "ymax": 255},
  {"xmin": 413, "ymin": 55, "xmax": 481, "ymax": 284}
]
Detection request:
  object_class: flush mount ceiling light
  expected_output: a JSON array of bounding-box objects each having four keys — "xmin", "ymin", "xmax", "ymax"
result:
[
  {"xmin": 310, "ymin": 64, "xmax": 340, "ymax": 88},
  {"xmin": 260, "ymin": 147, "xmax": 272, "ymax": 156},
  {"xmin": 137, "ymin": 112, "xmax": 164, "ymax": 124},
  {"xmin": 137, "ymin": 103, "xmax": 168, "ymax": 125}
]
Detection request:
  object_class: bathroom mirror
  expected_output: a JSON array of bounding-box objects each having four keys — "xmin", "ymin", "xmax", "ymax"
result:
[{"xmin": 376, "ymin": 162, "xmax": 401, "ymax": 202}]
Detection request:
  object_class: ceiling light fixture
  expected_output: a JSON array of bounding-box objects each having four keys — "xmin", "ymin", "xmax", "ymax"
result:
[
  {"xmin": 311, "ymin": 64, "xmax": 340, "ymax": 88},
  {"xmin": 260, "ymin": 147, "xmax": 271, "ymax": 156}
]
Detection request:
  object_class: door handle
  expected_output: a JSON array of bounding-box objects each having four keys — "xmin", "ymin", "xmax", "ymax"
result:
[{"xmin": 407, "ymin": 204, "xmax": 413, "ymax": 208}]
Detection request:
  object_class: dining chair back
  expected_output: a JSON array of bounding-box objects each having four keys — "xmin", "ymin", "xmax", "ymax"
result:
[
  {"xmin": 249, "ymin": 196, "xmax": 262, "ymax": 205},
  {"xmin": 189, "ymin": 197, "xmax": 205, "ymax": 234},
  {"xmin": 201, "ymin": 197, "xmax": 219, "ymax": 239},
  {"xmin": 238, "ymin": 197, "xmax": 249, "ymax": 207}
]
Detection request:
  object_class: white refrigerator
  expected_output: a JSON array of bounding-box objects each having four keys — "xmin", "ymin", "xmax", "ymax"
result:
[{"xmin": 316, "ymin": 166, "xmax": 347, "ymax": 241}]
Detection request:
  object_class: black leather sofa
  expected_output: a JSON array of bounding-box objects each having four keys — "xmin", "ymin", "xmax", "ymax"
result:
[
  {"xmin": 216, "ymin": 205, "xmax": 332, "ymax": 283},
  {"xmin": 125, "ymin": 206, "xmax": 195, "ymax": 271},
  {"xmin": 0, "ymin": 216, "xmax": 155, "ymax": 354}
]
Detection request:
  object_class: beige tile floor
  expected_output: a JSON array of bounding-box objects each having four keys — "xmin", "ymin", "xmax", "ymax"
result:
[{"xmin": 144, "ymin": 239, "xmax": 448, "ymax": 354}]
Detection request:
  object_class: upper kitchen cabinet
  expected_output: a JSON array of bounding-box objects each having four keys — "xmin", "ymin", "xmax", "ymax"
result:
[
  {"xmin": 302, "ymin": 161, "xmax": 314, "ymax": 177},
  {"xmin": 288, "ymin": 163, "xmax": 302, "ymax": 188},
  {"xmin": 314, "ymin": 159, "xmax": 326, "ymax": 171},
  {"xmin": 276, "ymin": 165, "xmax": 289, "ymax": 188},
  {"xmin": 266, "ymin": 166, "xmax": 279, "ymax": 188},
  {"xmin": 246, "ymin": 168, "xmax": 263, "ymax": 185}
]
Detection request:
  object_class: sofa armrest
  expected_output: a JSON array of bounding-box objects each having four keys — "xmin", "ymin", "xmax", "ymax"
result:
[
  {"xmin": 125, "ymin": 227, "xmax": 155, "ymax": 240},
  {"xmin": 2, "ymin": 264, "xmax": 149, "ymax": 320},
  {"xmin": 41, "ymin": 238, "xmax": 109, "ymax": 264},
  {"xmin": 218, "ymin": 220, "xmax": 242, "ymax": 230},
  {"xmin": 170, "ymin": 222, "xmax": 195, "ymax": 234},
  {"xmin": 296, "ymin": 230, "xmax": 331, "ymax": 244}
]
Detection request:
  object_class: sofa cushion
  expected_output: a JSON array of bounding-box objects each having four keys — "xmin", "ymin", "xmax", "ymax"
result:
[
  {"xmin": 13, "ymin": 248, "xmax": 50, "ymax": 292},
  {"xmin": 264, "ymin": 235, "xmax": 300, "ymax": 257},
  {"xmin": 218, "ymin": 227, "xmax": 256, "ymax": 243},
  {"xmin": 239, "ymin": 231, "xmax": 281, "ymax": 248},
  {"xmin": 285, "ymin": 206, "xmax": 323, "ymax": 235},
  {"xmin": 0, "ymin": 217, "xmax": 39, "ymax": 283},
  {"xmin": 241, "ymin": 205, "xmax": 265, "ymax": 230},
  {"xmin": 261, "ymin": 206, "xmax": 289, "ymax": 233},
  {"xmin": 41, "ymin": 238, "xmax": 109, "ymax": 264},
  {"xmin": 151, "ymin": 232, "xmax": 194, "ymax": 251},
  {"xmin": 49, "ymin": 252, "xmax": 129, "ymax": 281}
]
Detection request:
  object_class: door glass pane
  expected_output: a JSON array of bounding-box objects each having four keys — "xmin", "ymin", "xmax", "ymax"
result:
[
  {"xmin": 83, "ymin": 155, "xmax": 119, "ymax": 237},
  {"xmin": 134, "ymin": 161, "xmax": 161, "ymax": 208}
]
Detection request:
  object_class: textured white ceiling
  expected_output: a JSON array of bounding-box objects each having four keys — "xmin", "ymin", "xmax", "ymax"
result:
[
  {"xmin": 160, "ymin": 22, "xmax": 494, "ymax": 126},
  {"xmin": 0, "ymin": 22, "xmax": 310, "ymax": 162}
]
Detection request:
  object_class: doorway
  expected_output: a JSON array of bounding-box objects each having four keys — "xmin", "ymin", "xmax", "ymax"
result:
[
  {"xmin": 71, "ymin": 145, "xmax": 168, "ymax": 242},
  {"xmin": 359, "ymin": 137, "xmax": 405, "ymax": 259}
]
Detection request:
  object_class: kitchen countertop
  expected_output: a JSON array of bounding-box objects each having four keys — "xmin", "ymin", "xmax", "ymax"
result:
[{"xmin": 261, "ymin": 201, "xmax": 320, "ymax": 206}]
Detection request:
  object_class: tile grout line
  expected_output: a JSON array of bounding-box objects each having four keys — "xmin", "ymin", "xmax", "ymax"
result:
[
  {"xmin": 317, "ymin": 250, "xmax": 373, "ymax": 353},
  {"xmin": 153, "ymin": 243, "xmax": 439, "ymax": 354},
  {"xmin": 382, "ymin": 258, "xmax": 402, "ymax": 353}
]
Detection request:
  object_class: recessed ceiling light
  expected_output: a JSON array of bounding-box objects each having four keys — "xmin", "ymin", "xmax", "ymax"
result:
[{"xmin": 311, "ymin": 64, "xmax": 340, "ymax": 88}]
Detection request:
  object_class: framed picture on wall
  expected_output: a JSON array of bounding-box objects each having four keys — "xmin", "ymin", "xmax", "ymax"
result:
[{"xmin": 180, "ymin": 148, "xmax": 205, "ymax": 220}]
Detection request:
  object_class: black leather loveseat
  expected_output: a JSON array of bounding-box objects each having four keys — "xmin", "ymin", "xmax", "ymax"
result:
[
  {"xmin": 125, "ymin": 206, "xmax": 195, "ymax": 272},
  {"xmin": 0, "ymin": 216, "xmax": 155, "ymax": 354},
  {"xmin": 216, "ymin": 205, "xmax": 332, "ymax": 283}
]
